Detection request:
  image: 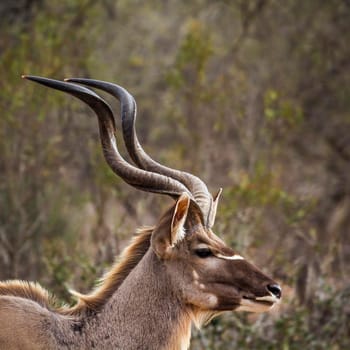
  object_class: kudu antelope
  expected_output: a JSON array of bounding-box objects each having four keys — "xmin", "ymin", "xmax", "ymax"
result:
[{"xmin": 0, "ymin": 76, "xmax": 281, "ymax": 350}]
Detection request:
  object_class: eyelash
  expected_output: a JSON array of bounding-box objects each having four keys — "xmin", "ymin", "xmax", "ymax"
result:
[{"xmin": 195, "ymin": 248, "xmax": 213, "ymax": 258}]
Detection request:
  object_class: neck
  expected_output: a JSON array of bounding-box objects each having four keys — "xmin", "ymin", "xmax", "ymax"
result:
[{"xmin": 82, "ymin": 250, "xmax": 192, "ymax": 350}]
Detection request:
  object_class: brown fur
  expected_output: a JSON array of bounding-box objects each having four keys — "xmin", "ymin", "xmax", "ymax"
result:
[
  {"xmin": 0, "ymin": 227, "xmax": 153, "ymax": 316},
  {"xmin": 167, "ymin": 311, "xmax": 192, "ymax": 350},
  {"xmin": 0, "ymin": 280, "xmax": 58, "ymax": 310},
  {"xmin": 65, "ymin": 226, "xmax": 153, "ymax": 314}
]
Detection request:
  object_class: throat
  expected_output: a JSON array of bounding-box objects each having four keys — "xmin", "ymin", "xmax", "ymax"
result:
[
  {"xmin": 167, "ymin": 313, "xmax": 192, "ymax": 350},
  {"xmin": 91, "ymin": 250, "xmax": 193, "ymax": 350}
]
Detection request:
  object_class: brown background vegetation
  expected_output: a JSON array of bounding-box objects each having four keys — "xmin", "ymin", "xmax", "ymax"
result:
[{"xmin": 0, "ymin": 0, "xmax": 349, "ymax": 348}]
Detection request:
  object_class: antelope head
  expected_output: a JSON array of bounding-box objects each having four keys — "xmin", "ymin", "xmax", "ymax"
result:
[
  {"xmin": 23, "ymin": 76, "xmax": 281, "ymax": 326},
  {"xmin": 151, "ymin": 193, "xmax": 281, "ymax": 324}
]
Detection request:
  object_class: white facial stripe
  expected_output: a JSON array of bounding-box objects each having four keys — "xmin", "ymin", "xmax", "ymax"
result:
[
  {"xmin": 216, "ymin": 253, "xmax": 244, "ymax": 261},
  {"xmin": 196, "ymin": 243, "xmax": 209, "ymax": 249}
]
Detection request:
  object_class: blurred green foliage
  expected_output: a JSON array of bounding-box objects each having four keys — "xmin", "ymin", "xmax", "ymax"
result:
[
  {"xmin": 166, "ymin": 19, "xmax": 213, "ymax": 89},
  {"xmin": 0, "ymin": 0, "xmax": 350, "ymax": 348}
]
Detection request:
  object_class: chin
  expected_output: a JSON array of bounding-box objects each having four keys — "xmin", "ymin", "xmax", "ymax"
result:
[{"xmin": 236, "ymin": 295, "xmax": 279, "ymax": 313}]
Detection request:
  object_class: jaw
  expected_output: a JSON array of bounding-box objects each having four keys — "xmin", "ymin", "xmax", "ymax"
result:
[
  {"xmin": 188, "ymin": 293, "xmax": 279, "ymax": 330},
  {"xmin": 190, "ymin": 296, "xmax": 279, "ymax": 329},
  {"xmin": 236, "ymin": 295, "xmax": 279, "ymax": 313}
]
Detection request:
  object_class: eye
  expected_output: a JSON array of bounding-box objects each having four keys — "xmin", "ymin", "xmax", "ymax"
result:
[{"xmin": 194, "ymin": 248, "xmax": 213, "ymax": 258}]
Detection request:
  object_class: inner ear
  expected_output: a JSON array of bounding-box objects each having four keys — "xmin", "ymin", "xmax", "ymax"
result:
[
  {"xmin": 170, "ymin": 192, "xmax": 190, "ymax": 247},
  {"xmin": 151, "ymin": 193, "xmax": 191, "ymax": 258}
]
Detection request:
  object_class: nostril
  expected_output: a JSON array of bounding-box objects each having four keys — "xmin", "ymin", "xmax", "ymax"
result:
[{"xmin": 267, "ymin": 284, "xmax": 282, "ymax": 299}]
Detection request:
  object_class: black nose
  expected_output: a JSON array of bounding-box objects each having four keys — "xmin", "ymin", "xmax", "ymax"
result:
[{"xmin": 267, "ymin": 284, "xmax": 282, "ymax": 299}]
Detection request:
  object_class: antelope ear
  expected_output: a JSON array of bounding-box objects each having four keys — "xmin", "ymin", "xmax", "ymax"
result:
[
  {"xmin": 207, "ymin": 188, "xmax": 222, "ymax": 228},
  {"xmin": 152, "ymin": 192, "xmax": 190, "ymax": 258},
  {"xmin": 170, "ymin": 192, "xmax": 190, "ymax": 247}
]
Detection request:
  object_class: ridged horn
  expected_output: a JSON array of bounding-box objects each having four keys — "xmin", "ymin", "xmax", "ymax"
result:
[
  {"xmin": 22, "ymin": 75, "xmax": 194, "ymax": 199},
  {"xmin": 64, "ymin": 78, "xmax": 216, "ymax": 226}
]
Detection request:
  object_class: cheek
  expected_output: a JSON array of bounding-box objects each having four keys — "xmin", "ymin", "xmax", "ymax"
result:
[
  {"xmin": 182, "ymin": 283, "xmax": 219, "ymax": 309},
  {"xmin": 206, "ymin": 283, "xmax": 241, "ymax": 310},
  {"xmin": 172, "ymin": 267, "xmax": 218, "ymax": 309},
  {"xmin": 182, "ymin": 279, "xmax": 242, "ymax": 311},
  {"xmin": 189, "ymin": 261, "xmax": 244, "ymax": 310},
  {"xmin": 182, "ymin": 265, "xmax": 241, "ymax": 310}
]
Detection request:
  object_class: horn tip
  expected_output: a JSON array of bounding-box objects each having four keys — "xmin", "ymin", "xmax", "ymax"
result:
[
  {"xmin": 21, "ymin": 74, "xmax": 38, "ymax": 82},
  {"xmin": 213, "ymin": 188, "xmax": 223, "ymax": 201}
]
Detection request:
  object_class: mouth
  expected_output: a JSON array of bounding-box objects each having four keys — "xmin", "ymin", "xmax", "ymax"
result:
[{"xmin": 236, "ymin": 295, "xmax": 279, "ymax": 313}]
